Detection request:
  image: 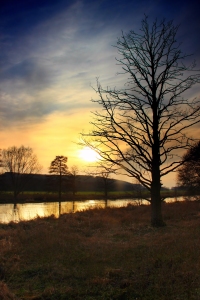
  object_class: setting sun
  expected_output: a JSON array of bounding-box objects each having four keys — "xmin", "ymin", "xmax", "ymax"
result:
[{"xmin": 78, "ymin": 147, "xmax": 100, "ymax": 163}]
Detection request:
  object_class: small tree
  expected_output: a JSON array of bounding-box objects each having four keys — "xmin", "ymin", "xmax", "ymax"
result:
[
  {"xmin": 82, "ymin": 16, "xmax": 200, "ymax": 226},
  {"xmin": 86, "ymin": 162, "xmax": 115, "ymax": 198},
  {"xmin": 69, "ymin": 165, "xmax": 79, "ymax": 196},
  {"xmin": 177, "ymin": 141, "xmax": 200, "ymax": 193},
  {"xmin": 1, "ymin": 146, "xmax": 42, "ymax": 200},
  {"xmin": 49, "ymin": 156, "xmax": 69, "ymax": 200}
]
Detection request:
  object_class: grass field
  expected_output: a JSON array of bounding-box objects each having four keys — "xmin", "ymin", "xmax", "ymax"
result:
[
  {"xmin": 0, "ymin": 200, "xmax": 200, "ymax": 299},
  {"xmin": 0, "ymin": 188, "xmax": 186, "ymax": 204}
]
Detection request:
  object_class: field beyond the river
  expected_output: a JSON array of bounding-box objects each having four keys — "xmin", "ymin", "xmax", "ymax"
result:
[
  {"xmin": 0, "ymin": 188, "xmax": 185, "ymax": 204},
  {"xmin": 0, "ymin": 200, "xmax": 200, "ymax": 299}
]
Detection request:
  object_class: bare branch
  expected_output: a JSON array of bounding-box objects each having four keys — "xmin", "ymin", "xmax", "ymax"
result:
[{"xmin": 81, "ymin": 16, "xmax": 200, "ymax": 226}]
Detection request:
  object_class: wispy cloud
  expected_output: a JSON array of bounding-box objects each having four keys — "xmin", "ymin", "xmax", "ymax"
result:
[
  {"xmin": 0, "ymin": 0, "xmax": 199, "ymax": 186},
  {"xmin": 0, "ymin": 1, "xmax": 124, "ymax": 128}
]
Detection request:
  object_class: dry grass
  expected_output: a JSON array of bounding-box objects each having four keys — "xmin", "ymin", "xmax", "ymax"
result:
[
  {"xmin": 0, "ymin": 201, "xmax": 200, "ymax": 299},
  {"xmin": 0, "ymin": 281, "xmax": 18, "ymax": 299}
]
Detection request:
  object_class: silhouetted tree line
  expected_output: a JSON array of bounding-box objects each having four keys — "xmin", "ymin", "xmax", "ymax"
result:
[
  {"xmin": 0, "ymin": 149, "xmax": 143, "ymax": 200},
  {"xmin": 0, "ymin": 173, "xmax": 141, "ymax": 195}
]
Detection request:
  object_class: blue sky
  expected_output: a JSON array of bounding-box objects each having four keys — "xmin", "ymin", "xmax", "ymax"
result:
[{"xmin": 0, "ymin": 0, "xmax": 200, "ymax": 186}]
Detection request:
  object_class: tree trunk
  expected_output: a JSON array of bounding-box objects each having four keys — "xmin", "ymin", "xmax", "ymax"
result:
[
  {"xmin": 58, "ymin": 202, "xmax": 61, "ymax": 217},
  {"xmin": 104, "ymin": 179, "xmax": 108, "ymax": 199},
  {"xmin": 150, "ymin": 153, "xmax": 165, "ymax": 226},
  {"xmin": 72, "ymin": 177, "xmax": 76, "ymax": 196},
  {"xmin": 59, "ymin": 173, "xmax": 61, "ymax": 201},
  {"xmin": 150, "ymin": 183, "xmax": 165, "ymax": 227},
  {"xmin": 151, "ymin": 97, "xmax": 165, "ymax": 227},
  {"xmin": 14, "ymin": 190, "xmax": 18, "ymax": 203}
]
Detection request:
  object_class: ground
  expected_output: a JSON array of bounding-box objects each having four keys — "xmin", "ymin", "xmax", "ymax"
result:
[{"xmin": 0, "ymin": 200, "xmax": 200, "ymax": 299}]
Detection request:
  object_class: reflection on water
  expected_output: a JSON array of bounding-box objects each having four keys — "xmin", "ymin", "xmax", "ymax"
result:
[{"xmin": 0, "ymin": 196, "xmax": 190, "ymax": 224}]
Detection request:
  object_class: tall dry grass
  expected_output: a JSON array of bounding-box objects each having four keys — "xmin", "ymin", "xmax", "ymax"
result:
[
  {"xmin": 0, "ymin": 281, "xmax": 18, "ymax": 299},
  {"xmin": 0, "ymin": 201, "xmax": 200, "ymax": 299}
]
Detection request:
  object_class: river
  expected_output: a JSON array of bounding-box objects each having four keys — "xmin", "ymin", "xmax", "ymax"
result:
[{"xmin": 0, "ymin": 196, "xmax": 192, "ymax": 224}]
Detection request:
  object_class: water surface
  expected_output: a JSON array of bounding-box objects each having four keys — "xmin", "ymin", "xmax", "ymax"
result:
[{"xmin": 0, "ymin": 196, "xmax": 188, "ymax": 224}]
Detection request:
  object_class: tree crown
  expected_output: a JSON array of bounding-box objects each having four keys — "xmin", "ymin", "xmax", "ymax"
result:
[
  {"xmin": 49, "ymin": 156, "xmax": 69, "ymax": 175},
  {"xmin": 82, "ymin": 16, "xmax": 200, "ymax": 190}
]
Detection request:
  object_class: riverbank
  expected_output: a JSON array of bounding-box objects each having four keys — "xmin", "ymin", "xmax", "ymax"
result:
[
  {"xmin": 0, "ymin": 191, "xmax": 139, "ymax": 204},
  {"xmin": 0, "ymin": 200, "xmax": 200, "ymax": 299},
  {"xmin": 0, "ymin": 189, "xmax": 187, "ymax": 204}
]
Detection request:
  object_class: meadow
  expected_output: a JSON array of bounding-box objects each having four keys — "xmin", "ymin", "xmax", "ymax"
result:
[
  {"xmin": 0, "ymin": 200, "xmax": 200, "ymax": 299},
  {"xmin": 0, "ymin": 188, "xmax": 185, "ymax": 204}
]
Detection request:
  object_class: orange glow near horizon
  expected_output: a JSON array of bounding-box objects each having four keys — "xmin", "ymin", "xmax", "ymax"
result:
[{"xmin": 1, "ymin": 108, "xmax": 200, "ymax": 188}]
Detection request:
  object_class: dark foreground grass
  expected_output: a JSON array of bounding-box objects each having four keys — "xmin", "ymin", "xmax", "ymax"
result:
[{"xmin": 0, "ymin": 201, "xmax": 200, "ymax": 299}]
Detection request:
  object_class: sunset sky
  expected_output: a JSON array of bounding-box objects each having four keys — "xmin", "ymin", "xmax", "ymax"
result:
[{"xmin": 0, "ymin": 0, "xmax": 200, "ymax": 187}]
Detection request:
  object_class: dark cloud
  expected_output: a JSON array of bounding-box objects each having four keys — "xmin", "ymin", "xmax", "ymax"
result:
[
  {"xmin": 0, "ymin": 0, "xmax": 73, "ymax": 36},
  {"xmin": 0, "ymin": 92, "xmax": 59, "ymax": 127},
  {"xmin": 1, "ymin": 58, "xmax": 51, "ymax": 88},
  {"xmin": 0, "ymin": 0, "xmax": 199, "ymax": 129}
]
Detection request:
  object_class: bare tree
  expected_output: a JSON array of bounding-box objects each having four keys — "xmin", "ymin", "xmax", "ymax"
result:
[
  {"xmin": 49, "ymin": 156, "xmax": 69, "ymax": 200},
  {"xmin": 86, "ymin": 162, "xmax": 116, "ymax": 199},
  {"xmin": 82, "ymin": 17, "xmax": 200, "ymax": 226},
  {"xmin": 1, "ymin": 146, "xmax": 42, "ymax": 200},
  {"xmin": 177, "ymin": 141, "xmax": 200, "ymax": 193}
]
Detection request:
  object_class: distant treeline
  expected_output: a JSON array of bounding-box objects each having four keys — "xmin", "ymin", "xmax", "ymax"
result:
[{"xmin": 0, "ymin": 172, "xmax": 143, "ymax": 194}]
